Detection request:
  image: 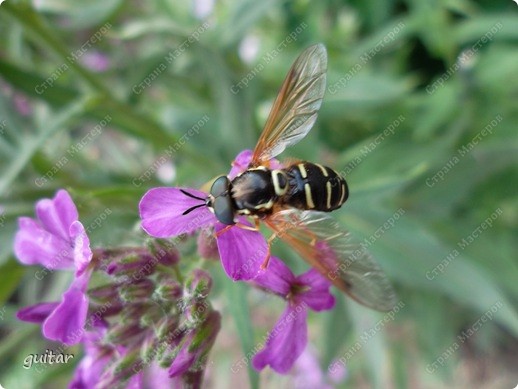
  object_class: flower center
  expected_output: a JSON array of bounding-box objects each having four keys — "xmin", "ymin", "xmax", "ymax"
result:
[{"xmin": 287, "ymin": 283, "xmax": 310, "ymax": 300}]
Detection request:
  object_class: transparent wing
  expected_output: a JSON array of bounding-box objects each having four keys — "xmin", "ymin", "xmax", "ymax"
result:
[
  {"xmin": 265, "ymin": 209, "xmax": 397, "ymax": 312},
  {"xmin": 251, "ymin": 44, "xmax": 327, "ymax": 166}
]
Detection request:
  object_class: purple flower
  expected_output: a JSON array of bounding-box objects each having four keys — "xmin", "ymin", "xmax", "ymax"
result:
[
  {"xmin": 69, "ymin": 324, "xmax": 112, "ymax": 389},
  {"xmin": 141, "ymin": 362, "xmax": 175, "ymax": 389},
  {"xmin": 228, "ymin": 149, "xmax": 282, "ymax": 179},
  {"xmin": 251, "ymin": 257, "xmax": 335, "ymax": 374},
  {"xmin": 14, "ymin": 189, "xmax": 93, "ymax": 345},
  {"xmin": 139, "ymin": 150, "xmax": 270, "ymax": 281},
  {"xmin": 228, "ymin": 149, "xmax": 253, "ymax": 179},
  {"xmin": 292, "ymin": 346, "xmax": 346, "ymax": 388},
  {"xmin": 69, "ymin": 323, "xmax": 152, "ymax": 389},
  {"xmin": 80, "ymin": 51, "xmax": 110, "ymax": 72}
]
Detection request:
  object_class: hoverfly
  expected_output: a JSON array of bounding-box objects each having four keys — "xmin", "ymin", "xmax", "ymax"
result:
[{"xmin": 202, "ymin": 44, "xmax": 396, "ymax": 311}]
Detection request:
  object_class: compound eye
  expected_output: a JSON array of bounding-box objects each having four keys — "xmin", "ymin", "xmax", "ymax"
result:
[
  {"xmin": 210, "ymin": 175, "xmax": 231, "ymax": 197},
  {"xmin": 213, "ymin": 196, "xmax": 235, "ymax": 225}
]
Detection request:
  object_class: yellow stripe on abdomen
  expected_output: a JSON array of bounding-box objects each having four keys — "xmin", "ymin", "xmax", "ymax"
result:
[
  {"xmin": 298, "ymin": 163, "xmax": 308, "ymax": 178},
  {"xmin": 326, "ymin": 181, "xmax": 332, "ymax": 209},
  {"xmin": 304, "ymin": 183, "xmax": 315, "ymax": 209}
]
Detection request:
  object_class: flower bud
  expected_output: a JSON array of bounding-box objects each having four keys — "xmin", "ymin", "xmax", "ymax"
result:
[
  {"xmin": 107, "ymin": 253, "xmax": 157, "ymax": 279},
  {"xmin": 196, "ymin": 230, "xmax": 219, "ymax": 260},
  {"xmin": 106, "ymin": 322, "xmax": 142, "ymax": 345},
  {"xmin": 101, "ymin": 348, "xmax": 141, "ymax": 388},
  {"xmin": 185, "ymin": 300, "xmax": 210, "ymax": 325},
  {"xmin": 155, "ymin": 315, "xmax": 181, "ymax": 342},
  {"xmin": 185, "ymin": 269, "xmax": 212, "ymax": 299},
  {"xmin": 118, "ymin": 278, "xmax": 155, "ymax": 303},
  {"xmin": 168, "ymin": 310, "xmax": 221, "ymax": 377},
  {"xmin": 149, "ymin": 241, "xmax": 180, "ymax": 266},
  {"xmin": 154, "ymin": 279, "xmax": 183, "ymax": 301},
  {"xmin": 88, "ymin": 283, "xmax": 120, "ymax": 304}
]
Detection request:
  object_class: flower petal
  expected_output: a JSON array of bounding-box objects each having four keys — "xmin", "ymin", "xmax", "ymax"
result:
[
  {"xmin": 215, "ymin": 219, "xmax": 267, "ymax": 280},
  {"xmin": 69, "ymin": 330, "xmax": 112, "ymax": 389},
  {"xmin": 35, "ymin": 189, "xmax": 78, "ymax": 241},
  {"xmin": 297, "ymin": 269, "xmax": 335, "ymax": 311},
  {"xmin": 126, "ymin": 373, "xmax": 143, "ymax": 389},
  {"xmin": 228, "ymin": 149, "xmax": 253, "ymax": 179},
  {"xmin": 14, "ymin": 217, "xmax": 74, "ymax": 269},
  {"xmin": 228, "ymin": 149, "xmax": 284, "ymax": 179},
  {"xmin": 139, "ymin": 187, "xmax": 216, "ymax": 238},
  {"xmin": 143, "ymin": 363, "xmax": 175, "ymax": 388},
  {"xmin": 293, "ymin": 347, "xmax": 333, "ymax": 389},
  {"xmin": 69, "ymin": 221, "xmax": 92, "ymax": 274},
  {"xmin": 252, "ymin": 256, "xmax": 294, "ymax": 296},
  {"xmin": 168, "ymin": 341, "xmax": 197, "ymax": 377},
  {"xmin": 16, "ymin": 302, "xmax": 59, "ymax": 323},
  {"xmin": 43, "ymin": 271, "xmax": 91, "ymax": 345},
  {"xmin": 252, "ymin": 302, "xmax": 308, "ymax": 374},
  {"xmin": 269, "ymin": 158, "xmax": 284, "ymax": 170},
  {"xmin": 328, "ymin": 358, "xmax": 348, "ymax": 384}
]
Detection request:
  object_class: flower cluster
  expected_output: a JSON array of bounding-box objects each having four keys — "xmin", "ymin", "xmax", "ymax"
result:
[
  {"xmin": 14, "ymin": 150, "xmax": 337, "ymax": 387},
  {"xmin": 14, "ymin": 190, "xmax": 220, "ymax": 388}
]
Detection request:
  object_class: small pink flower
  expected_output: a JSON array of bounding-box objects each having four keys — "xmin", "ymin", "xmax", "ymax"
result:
[
  {"xmin": 80, "ymin": 51, "xmax": 110, "ymax": 72},
  {"xmin": 14, "ymin": 190, "xmax": 93, "ymax": 345},
  {"xmin": 251, "ymin": 257, "xmax": 335, "ymax": 374}
]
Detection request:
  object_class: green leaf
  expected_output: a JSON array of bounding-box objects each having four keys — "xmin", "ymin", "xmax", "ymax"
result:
[
  {"xmin": 455, "ymin": 14, "xmax": 518, "ymax": 43},
  {"xmin": 322, "ymin": 294, "xmax": 351, "ymax": 368},
  {"xmin": 0, "ymin": 94, "xmax": 89, "ymax": 196},
  {"xmin": 1, "ymin": 3, "xmax": 174, "ymax": 148},
  {"xmin": 347, "ymin": 300, "xmax": 393, "ymax": 389},
  {"xmin": 325, "ymin": 73, "xmax": 413, "ymax": 111},
  {"xmin": 197, "ymin": 47, "xmax": 249, "ymax": 159},
  {"xmin": 34, "ymin": 0, "xmax": 123, "ymax": 29},
  {"xmin": 0, "ymin": 59, "xmax": 175, "ymax": 149},
  {"xmin": 220, "ymin": 0, "xmax": 280, "ymax": 47},
  {"xmin": 0, "ymin": 260, "xmax": 25, "ymax": 305},
  {"xmin": 343, "ymin": 204, "xmax": 518, "ymax": 336},
  {"xmin": 0, "ymin": 59, "xmax": 78, "ymax": 106},
  {"xmin": 223, "ymin": 279, "xmax": 258, "ymax": 389},
  {"xmin": 114, "ymin": 19, "xmax": 193, "ymax": 40}
]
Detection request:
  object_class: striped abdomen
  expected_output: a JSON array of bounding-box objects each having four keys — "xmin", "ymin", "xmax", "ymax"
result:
[{"xmin": 283, "ymin": 162, "xmax": 348, "ymax": 212}]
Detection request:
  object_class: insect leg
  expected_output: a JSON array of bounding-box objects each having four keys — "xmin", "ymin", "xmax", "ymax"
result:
[
  {"xmin": 235, "ymin": 221, "xmax": 260, "ymax": 231},
  {"xmin": 215, "ymin": 225, "xmax": 233, "ymax": 237},
  {"xmin": 260, "ymin": 230, "xmax": 282, "ymax": 270},
  {"xmin": 215, "ymin": 220, "xmax": 260, "ymax": 237}
]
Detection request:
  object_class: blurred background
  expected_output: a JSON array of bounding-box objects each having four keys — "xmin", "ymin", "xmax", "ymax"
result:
[{"xmin": 0, "ymin": 0, "xmax": 517, "ymax": 388}]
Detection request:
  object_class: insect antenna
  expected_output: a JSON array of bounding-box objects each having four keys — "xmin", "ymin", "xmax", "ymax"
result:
[
  {"xmin": 182, "ymin": 203, "xmax": 206, "ymax": 215},
  {"xmin": 180, "ymin": 189, "xmax": 206, "ymax": 201},
  {"xmin": 180, "ymin": 189, "xmax": 209, "ymax": 215}
]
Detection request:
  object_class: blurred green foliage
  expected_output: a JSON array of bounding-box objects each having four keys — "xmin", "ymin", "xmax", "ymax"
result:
[{"xmin": 0, "ymin": 0, "xmax": 517, "ymax": 388}]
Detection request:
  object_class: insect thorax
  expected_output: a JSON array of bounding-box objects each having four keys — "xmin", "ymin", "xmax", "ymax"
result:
[{"xmin": 231, "ymin": 167, "xmax": 277, "ymax": 215}]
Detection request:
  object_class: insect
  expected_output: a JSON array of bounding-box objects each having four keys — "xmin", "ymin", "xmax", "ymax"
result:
[{"xmin": 187, "ymin": 44, "xmax": 396, "ymax": 311}]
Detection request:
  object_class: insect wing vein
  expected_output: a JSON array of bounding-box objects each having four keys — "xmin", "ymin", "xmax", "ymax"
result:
[
  {"xmin": 251, "ymin": 44, "xmax": 327, "ymax": 166},
  {"xmin": 266, "ymin": 209, "xmax": 397, "ymax": 311}
]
